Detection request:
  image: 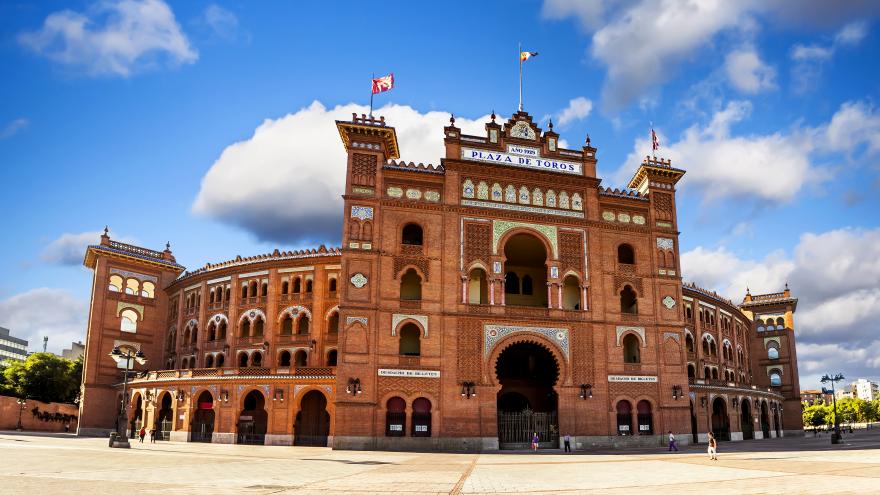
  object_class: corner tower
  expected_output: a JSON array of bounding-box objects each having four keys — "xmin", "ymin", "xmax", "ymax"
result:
[{"xmin": 79, "ymin": 229, "xmax": 184, "ymax": 436}]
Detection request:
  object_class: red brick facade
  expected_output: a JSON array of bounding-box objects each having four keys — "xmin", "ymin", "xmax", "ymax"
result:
[{"xmin": 77, "ymin": 110, "xmax": 803, "ymax": 449}]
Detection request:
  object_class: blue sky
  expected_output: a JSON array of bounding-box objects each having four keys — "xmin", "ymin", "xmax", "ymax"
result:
[{"xmin": 0, "ymin": 0, "xmax": 878, "ymax": 389}]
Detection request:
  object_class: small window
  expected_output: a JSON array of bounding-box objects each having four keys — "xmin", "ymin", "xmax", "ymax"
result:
[
  {"xmin": 622, "ymin": 334, "xmax": 640, "ymax": 363},
  {"xmin": 617, "ymin": 244, "xmax": 635, "ymax": 264},
  {"xmin": 297, "ymin": 315, "xmax": 310, "ymax": 335},
  {"xmin": 261, "ymin": 282, "xmax": 268, "ymax": 297},
  {"xmin": 109, "ymin": 275, "xmax": 123, "ymax": 292},
  {"xmin": 402, "ymin": 224, "xmax": 423, "ymax": 246},
  {"xmin": 120, "ymin": 309, "xmax": 138, "ymax": 333},
  {"xmin": 399, "ymin": 323, "xmax": 421, "ymax": 356},
  {"xmin": 249, "ymin": 281, "xmax": 257, "ymax": 298},
  {"xmin": 504, "ymin": 272, "xmax": 520, "ymax": 294},
  {"xmin": 279, "ymin": 351, "xmax": 291, "ymax": 367},
  {"xmin": 141, "ymin": 281, "xmax": 155, "ymax": 298},
  {"xmin": 294, "ymin": 350, "xmax": 307, "ymax": 367},
  {"xmin": 281, "ymin": 315, "xmax": 293, "ymax": 335},
  {"xmin": 305, "ymin": 279, "xmax": 313, "ymax": 293},
  {"xmin": 293, "ymin": 278, "xmax": 302, "ymax": 293},
  {"xmin": 620, "ymin": 285, "xmax": 638, "ymax": 314},
  {"xmin": 328, "ymin": 312, "xmax": 339, "ymax": 334},
  {"xmin": 282, "ymin": 281, "xmax": 289, "ymax": 295},
  {"xmin": 400, "ymin": 268, "xmax": 422, "ymax": 300},
  {"xmin": 770, "ymin": 372, "xmax": 782, "ymax": 387},
  {"xmin": 521, "ymin": 274, "xmax": 534, "ymax": 296},
  {"xmin": 125, "ymin": 278, "xmax": 139, "ymax": 295},
  {"xmin": 241, "ymin": 285, "xmax": 248, "ymax": 298},
  {"xmin": 768, "ymin": 345, "xmax": 779, "ymax": 360},
  {"xmin": 326, "ymin": 349, "xmax": 337, "ymax": 366},
  {"xmin": 238, "ymin": 353, "xmax": 248, "ymax": 368},
  {"xmin": 329, "ymin": 278, "xmax": 337, "ymax": 292}
]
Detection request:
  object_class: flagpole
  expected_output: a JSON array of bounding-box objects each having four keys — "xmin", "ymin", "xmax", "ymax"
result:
[
  {"xmin": 518, "ymin": 42, "xmax": 523, "ymax": 112},
  {"xmin": 369, "ymin": 72, "xmax": 374, "ymax": 118},
  {"xmin": 650, "ymin": 121, "xmax": 655, "ymax": 158}
]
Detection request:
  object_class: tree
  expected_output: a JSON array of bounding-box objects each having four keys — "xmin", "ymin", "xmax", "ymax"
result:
[
  {"xmin": 1, "ymin": 353, "xmax": 82, "ymax": 403},
  {"xmin": 803, "ymin": 403, "xmax": 830, "ymax": 428}
]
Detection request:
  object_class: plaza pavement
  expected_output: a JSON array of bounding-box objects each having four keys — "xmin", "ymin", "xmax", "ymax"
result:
[{"xmin": 1, "ymin": 430, "xmax": 879, "ymax": 494}]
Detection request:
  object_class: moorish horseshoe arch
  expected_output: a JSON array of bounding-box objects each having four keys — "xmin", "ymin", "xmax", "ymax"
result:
[
  {"xmin": 492, "ymin": 222, "xmax": 559, "ymax": 259},
  {"xmin": 484, "ymin": 331, "xmax": 569, "ymax": 386},
  {"xmin": 278, "ymin": 305, "xmax": 312, "ymax": 322},
  {"xmin": 238, "ymin": 309, "xmax": 267, "ymax": 324}
]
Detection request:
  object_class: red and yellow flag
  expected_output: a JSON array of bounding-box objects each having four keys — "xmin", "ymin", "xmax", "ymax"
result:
[
  {"xmin": 520, "ymin": 51, "xmax": 538, "ymax": 62},
  {"xmin": 371, "ymin": 73, "xmax": 394, "ymax": 94}
]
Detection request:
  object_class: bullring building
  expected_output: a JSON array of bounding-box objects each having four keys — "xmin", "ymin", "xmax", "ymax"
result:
[{"xmin": 77, "ymin": 108, "xmax": 803, "ymax": 449}]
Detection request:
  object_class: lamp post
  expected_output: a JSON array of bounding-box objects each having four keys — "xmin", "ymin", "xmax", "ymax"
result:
[
  {"xmin": 821, "ymin": 373, "xmax": 845, "ymax": 444},
  {"xmin": 109, "ymin": 346, "xmax": 147, "ymax": 447},
  {"xmin": 15, "ymin": 398, "xmax": 26, "ymax": 431}
]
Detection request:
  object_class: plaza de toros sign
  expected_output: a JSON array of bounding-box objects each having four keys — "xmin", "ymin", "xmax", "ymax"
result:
[{"xmin": 460, "ymin": 145, "xmax": 582, "ymax": 175}]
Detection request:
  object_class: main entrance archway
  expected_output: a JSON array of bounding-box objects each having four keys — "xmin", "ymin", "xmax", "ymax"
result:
[
  {"xmin": 495, "ymin": 342, "xmax": 559, "ymax": 449},
  {"xmin": 156, "ymin": 392, "xmax": 173, "ymax": 441},
  {"xmin": 711, "ymin": 397, "xmax": 730, "ymax": 441},
  {"xmin": 294, "ymin": 390, "xmax": 330, "ymax": 446},
  {"xmin": 760, "ymin": 401, "xmax": 771, "ymax": 438},
  {"xmin": 237, "ymin": 390, "xmax": 267, "ymax": 445},
  {"xmin": 192, "ymin": 391, "xmax": 215, "ymax": 443},
  {"xmin": 741, "ymin": 399, "xmax": 754, "ymax": 440}
]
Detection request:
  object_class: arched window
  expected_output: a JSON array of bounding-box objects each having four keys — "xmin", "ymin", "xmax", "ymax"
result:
[
  {"xmin": 620, "ymin": 285, "xmax": 638, "ymax": 314},
  {"xmin": 711, "ymin": 368, "xmax": 719, "ymax": 379},
  {"xmin": 769, "ymin": 371, "xmax": 782, "ymax": 386},
  {"xmin": 205, "ymin": 355, "xmax": 214, "ymax": 368},
  {"xmin": 521, "ymin": 274, "xmax": 533, "ymax": 296},
  {"xmin": 767, "ymin": 342, "xmax": 779, "ymax": 360},
  {"xmin": 349, "ymin": 220, "xmax": 361, "ymax": 240},
  {"xmin": 399, "ymin": 323, "xmax": 421, "ymax": 356},
  {"xmin": 208, "ymin": 322, "xmax": 216, "ymax": 341},
  {"xmin": 293, "ymin": 278, "xmax": 302, "ymax": 293},
  {"xmin": 209, "ymin": 289, "xmax": 216, "ymax": 304},
  {"xmin": 685, "ymin": 306, "xmax": 693, "ymax": 320},
  {"xmin": 238, "ymin": 353, "xmax": 248, "ymax": 368},
  {"xmin": 191, "ymin": 325, "xmax": 198, "ymax": 343},
  {"xmin": 305, "ymin": 280, "xmax": 313, "ymax": 293},
  {"xmin": 637, "ymin": 400, "xmax": 653, "ymax": 435},
  {"xmin": 326, "ymin": 349, "xmax": 337, "ymax": 366},
  {"xmin": 562, "ymin": 275, "xmax": 580, "ymax": 310},
  {"xmin": 400, "ymin": 268, "xmax": 422, "ymax": 300},
  {"xmin": 328, "ymin": 312, "xmax": 339, "ymax": 334},
  {"xmin": 109, "ymin": 275, "xmax": 123, "ymax": 292},
  {"xmin": 362, "ymin": 221, "xmax": 373, "ymax": 240},
  {"xmin": 616, "ymin": 400, "xmax": 633, "ymax": 435},
  {"xmin": 297, "ymin": 315, "xmax": 310, "ymax": 335},
  {"xmin": 294, "ymin": 350, "xmax": 307, "ymax": 367},
  {"xmin": 216, "ymin": 353, "xmax": 225, "ymax": 367},
  {"xmin": 617, "ymin": 244, "xmax": 635, "ymax": 264},
  {"xmin": 402, "ymin": 224, "xmax": 424, "ymax": 246},
  {"xmin": 248, "ymin": 281, "xmax": 257, "ymax": 298},
  {"xmin": 622, "ymin": 334, "xmax": 640, "ymax": 363},
  {"xmin": 261, "ymin": 282, "xmax": 268, "ymax": 297},
  {"xmin": 279, "ymin": 351, "xmax": 291, "ymax": 367},
  {"xmin": 468, "ymin": 268, "xmax": 488, "ymax": 304},
  {"xmin": 225, "ymin": 287, "xmax": 230, "ymax": 301},
  {"xmin": 504, "ymin": 272, "xmax": 520, "ymax": 294},
  {"xmin": 687, "ymin": 364, "xmax": 696, "ymax": 378},
  {"xmin": 120, "ymin": 309, "xmax": 138, "ymax": 333},
  {"xmin": 241, "ymin": 285, "xmax": 248, "ymax": 299},
  {"xmin": 141, "ymin": 281, "xmax": 155, "ymax": 298},
  {"xmin": 704, "ymin": 366, "xmax": 710, "ymax": 378},
  {"xmin": 240, "ymin": 319, "xmax": 251, "ymax": 337},
  {"xmin": 385, "ymin": 397, "xmax": 406, "ymax": 437},
  {"xmin": 329, "ymin": 278, "xmax": 337, "ymax": 292},
  {"xmin": 776, "ymin": 317, "xmax": 785, "ymax": 327},
  {"xmin": 125, "ymin": 278, "xmax": 139, "ymax": 295},
  {"xmin": 253, "ymin": 317, "xmax": 264, "ymax": 337},
  {"xmin": 411, "ymin": 398, "xmax": 432, "ymax": 437},
  {"xmin": 685, "ymin": 334, "xmax": 694, "ymax": 353},
  {"xmin": 251, "ymin": 352, "xmax": 262, "ymax": 367},
  {"xmin": 282, "ymin": 281, "xmax": 289, "ymax": 294},
  {"xmin": 218, "ymin": 321, "xmax": 227, "ymax": 340}
]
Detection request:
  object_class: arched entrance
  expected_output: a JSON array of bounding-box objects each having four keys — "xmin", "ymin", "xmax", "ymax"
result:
[
  {"xmin": 495, "ymin": 342, "xmax": 559, "ymax": 449},
  {"xmin": 130, "ymin": 394, "xmax": 143, "ymax": 439},
  {"xmin": 760, "ymin": 401, "xmax": 771, "ymax": 438},
  {"xmin": 237, "ymin": 390, "xmax": 267, "ymax": 445},
  {"xmin": 689, "ymin": 400, "xmax": 698, "ymax": 443},
  {"xmin": 192, "ymin": 391, "xmax": 215, "ymax": 443},
  {"xmin": 774, "ymin": 407, "xmax": 782, "ymax": 437},
  {"xmin": 636, "ymin": 400, "xmax": 653, "ymax": 435},
  {"xmin": 294, "ymin": 390, "xmax": 330, "ymax": 446},
  {"xmin": 156, "ymin": 392, "xmax": 173, "ymax": 441},
  {"xmin": 711, "ymin": 398, "xmax": 730, "ymax": 441},
  {"xmin": 741, "ymin": 399, "xmax": 754, "ymax": 440}
]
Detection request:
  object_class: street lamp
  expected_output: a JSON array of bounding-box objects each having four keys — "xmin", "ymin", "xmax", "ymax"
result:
[
  {"xmin": 15, "ymin": 398, "xmax": 26, "ymax": 431},
  {"xmin": 821, "ymin": 373, "xmax": 845, "ymax": 444},
  {"xmin": 109, "ymin": 346, "xmax": 147, "ymax": 448}
]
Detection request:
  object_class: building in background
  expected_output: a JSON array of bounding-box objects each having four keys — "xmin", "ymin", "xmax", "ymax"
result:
[
  {"xmin": 851, "ymin": 379, "xmax": 879, "ymax": 401},
  {"xmin": 0, "ymin": 327, "xmax": 28, "ymax": 363},
  {"xmin": 61, "ymin": 341, "xmax": 85, "ymax": 361},
  {"xmin": 801, "ymin": 389, "xmax": 834, "ymax": 406}
]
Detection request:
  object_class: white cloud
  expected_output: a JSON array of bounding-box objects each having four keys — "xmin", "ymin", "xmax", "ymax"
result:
[
  {"xmin": 681, "ymin": 227, "xmax": 880, "ymax": 387},
  {"xmin": 590, "ymin": 0, "xmax": 752, "ymax": 110},
  {"xmin": 18, "ymin": 0, "xmax": 197, "ymax": 77},
  {"xmin": 202, "ymin": 4, "xmax": 238, "ymax": 40},
  {"xmin": 192, "ymin": 101, "xmax": 492, "ymax": 244},
  {"xmin": 0, "ymin": 288, "xmax": 88, "ymax": 354},
  {"xmin": 616, "ymin": 100, "xmax": 880, "ymax": 203},
  {"xmin": 790, "ymin": 21, "xmax": 870, "ymax": 92},
  {"xmin": 41, "ymin": 231, "xmax": 103, "ymax": 266},
  {"xmin": 724, "ymin": 46, "xmax": 776, "ymax": 93},
  {"xmin": 0, "ymin": 118, "xmax": 29, "ymax": 139},
  {"xmin": 556, "ymin": 97, "xmax": 593, "ymax": 127},
  {"xmin": 540, "ymin": 0, "xmax": 606, "ymax": 30}
]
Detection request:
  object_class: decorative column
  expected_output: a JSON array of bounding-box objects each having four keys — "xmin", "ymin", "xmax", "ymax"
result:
[
  {"xmin": 581, "ymin": 285, "xmax": 588, "ymax": 311},
  {"xmin": 489, "ymin": 279, "xmax": 495, "ymax": 306},
  {"xmin": 461, "ymin": 275, "xmax": 468, "ymax": 304},
  {"xmin": 557, "ymin": 284, "xmax": 563, "ymax": 309}
]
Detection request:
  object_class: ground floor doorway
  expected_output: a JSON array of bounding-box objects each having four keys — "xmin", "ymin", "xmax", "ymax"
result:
[
  {"xmin": 495, "ymin": 342, "xmax": 559, "ymax": 449},
  {"xmin": 294, "ymin": 390, "xmax": 330, "ymax": 446}
]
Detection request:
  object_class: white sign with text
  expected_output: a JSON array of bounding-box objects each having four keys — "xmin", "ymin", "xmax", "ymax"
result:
[
  {"xmin": 378, "ymin": 369, "xmax": 441, "ymax": 378},
  {"xmin": 607, "ymin": 375, "xmax": 659, "ymax": 383},
  {"xmin": 460, "ymin": 147, "xmax": 582, "ymax": 175}
]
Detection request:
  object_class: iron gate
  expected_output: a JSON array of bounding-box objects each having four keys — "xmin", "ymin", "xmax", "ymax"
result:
[
  {"xmin": 498, "ymin": 409, "xmax": 558, "ymax": 449},
  {"xmin": 157, "ymin": 419, "xmax": 171, "ymax": 441}
]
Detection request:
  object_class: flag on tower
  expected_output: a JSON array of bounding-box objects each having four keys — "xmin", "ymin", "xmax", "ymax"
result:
[
  {"xmin": 372, "ymin": 73, "xmax": 394, "ymax": 94},
  {"xmin": 651, "ymin": 127, "xmax": 660, "ymax": 152},
  {"xmin": 520, "ymin": 51, "xmax": 538, "ymax": 62}
]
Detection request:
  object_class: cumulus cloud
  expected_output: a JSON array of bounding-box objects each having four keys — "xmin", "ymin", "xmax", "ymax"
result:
[
  {"xmin": 192, "ymin": 101, "xmax": 492, "ymax": 244},
  {"xmin": 724, "ymin": 46, "xmax": 776, "ymax": 93},
  {"xmin": 790, "ymin": 21, "xmax": 870, "ymax": 92},
  {"xmin": 18, "ymin": 0, "xmax": 197, "ymax": 77},
  {"xmin": 0, "ymin": 288, "xmax": 88, "ymax": 354},
  {"xmin": 556, "ymin": 97, "xmax": 593, "ymax": 127},
  {"xmin": 0, "ymin": 118, "xmax": 29, "ymax": 139},
  {"xmin": 681, "ymin": 227, "xmax": 880, "ymax": 387},
  {"xmin": 41, "ymin": 230, "xmax": 135, "ymax": 266},
  {"xmin": 540, "ymin": 0, "xmax": 606, "ymax": 31},
  {"xmin": 615, "ymin": 99, "xmax": 880, "ymax": 203}
]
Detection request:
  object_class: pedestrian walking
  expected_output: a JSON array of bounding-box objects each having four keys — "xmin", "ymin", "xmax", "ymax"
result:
[
  {"xmin": 563, "ymin": 434, "xmax": 571, "ymax": 452},
  {"xmin": 531, "ymin": 432, "xmax": 539, "ymax": 452},
  {"xmin": 707, "ymin": 432, "xmax": 718, "ymax": 460},
  {"xmin": 149, "ymin": 428, "xmax": 156, "ymax": 443},
  {"xmin": 138, "ymin": 426, "xmax": 146, "ymax": 443},
  {"xmin": 668, "ymin": 431, "xmax": 678, "ymax": 452},
  {"xmin": 64, "ymin": 423, "xmax": 70, "ymax": 433}
]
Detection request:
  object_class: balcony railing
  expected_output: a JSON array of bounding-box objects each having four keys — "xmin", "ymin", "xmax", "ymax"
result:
[
  {"xmin": 130, "ymin": 366, "xmax": 337, "ymax": 383},
  {"xmin": 204, "ymin": 340, "xmax": 227, "ymax": 351},
  {"xmin": 239, "ymin": 296, "xmax": 267, "ymax": 307},
  {"xmin": 238, "ymin": 335, "xmax": 267, "ymax": 345},
  {"xmin": 277, "ymin": 334, "xmax": 313, "ymax": 346},
  {"xmin": 208, "ymin": 301, "xmax": 228, "ymax": 310},
  {"xmin": 398, "ymin": 356, "xmax": 420, "ymax": 367},
  {"xmin": 399, "ymin": 300, "xmax": 421, "ymax": 310},
  {"xmin": 280, "ymin": 293, "xmax": 312, "ymax": 304}
]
